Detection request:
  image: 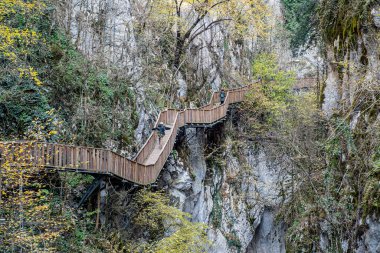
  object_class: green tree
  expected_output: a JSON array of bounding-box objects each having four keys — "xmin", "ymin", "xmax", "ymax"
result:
[{"xmin": 244, "ymin": 53, "xmax": 296, "ymax": 126}]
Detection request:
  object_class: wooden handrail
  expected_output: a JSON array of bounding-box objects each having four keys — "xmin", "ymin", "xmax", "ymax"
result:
[
  {"xmin": 0, "ymin": 78, "xmax": 315, "ymax": 185},
  {"xmin": 0, "ymin": 85, "xmax": 250, "ymax": 185}
]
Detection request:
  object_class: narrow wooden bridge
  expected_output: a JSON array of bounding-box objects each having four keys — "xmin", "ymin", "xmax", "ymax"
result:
[
  {"xmin": 0, "ymin": 86, "xmax": 250, "ymax": 185},
  {"xmin": 0, "ymin": 78, "xmax": 317, "ymax": 185}
]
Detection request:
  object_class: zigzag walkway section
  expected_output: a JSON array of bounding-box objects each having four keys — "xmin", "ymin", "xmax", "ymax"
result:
[
  {"xmin": 0, "ymin": 86, "xmax": 251, "ymax": 185},
  {"xmin": 0, "ymin": 78, "xmax": 317, "ymax": 185}
]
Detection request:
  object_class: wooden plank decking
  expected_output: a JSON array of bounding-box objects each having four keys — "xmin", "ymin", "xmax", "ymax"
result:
[{"xmin": 0, "ymin": 78, "xmax": 316, "ymax": 185}]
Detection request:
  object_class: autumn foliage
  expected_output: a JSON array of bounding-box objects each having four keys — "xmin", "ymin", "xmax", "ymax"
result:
[
  {"xmin": 0, "ymin": 142, "xmax": 70, "ymax": 252},
  {"xmin": 0, "ymin": 0, "xmax": 45, "ymax": 86}
]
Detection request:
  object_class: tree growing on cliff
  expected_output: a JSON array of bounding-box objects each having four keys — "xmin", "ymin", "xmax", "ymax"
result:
[
  {"xmin": 244, "ymin": 53, "xmax": 296, "ymax": 127},
  {"xmin": 149, "ymin": 0, "xmax": 268, "ymax": 69},
  {"xmin": 143, "ymin": 0, "xmax": 268, "ymax": 95}
]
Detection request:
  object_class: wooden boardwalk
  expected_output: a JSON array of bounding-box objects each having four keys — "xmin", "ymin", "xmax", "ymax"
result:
[
  {"xmin": 143, "ymin": 124, "xmax": 173, "ymax": 165},
  {"xmin": 0, "ymin": 86, "xmax": 249, "ymax": 185},
  {"xmin": 0, "ymin": 78, "xmax": 316, "ymax": 185}
]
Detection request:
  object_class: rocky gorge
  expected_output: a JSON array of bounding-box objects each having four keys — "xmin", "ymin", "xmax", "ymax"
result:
[{"xmin": 1, "ymin": 0, "xmax": 379, "ymax": 252}]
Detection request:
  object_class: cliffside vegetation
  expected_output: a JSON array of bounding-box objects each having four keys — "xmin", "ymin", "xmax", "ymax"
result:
[
  {"xmin": 260, "ymin": 1, "xmax": 380, "ymax": 251},
  {"xmin": 242, "ymin": 18, "xmax": 379, "ymax": 249},
  {"xmin": 318, "ymin": 0, "xmax": 376, "ymax": 49},
  {"xmin": 0, "ymin": 0, "xmax": 137, "ymax": 148},
  {"xmin": 129, "ymin": 0, "xmax": 269, "ymax": 104}
]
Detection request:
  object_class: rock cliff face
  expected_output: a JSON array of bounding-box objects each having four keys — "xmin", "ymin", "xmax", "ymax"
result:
[
  {"xmin": 320, "ymin": 4, "xmax": 380, "ymax": 252},
  {"xmin": 322, "ymin": 5, "xmax": 380, "ymax": 116},
  {"xmin": 55, "ymin": 0, "xmax": 318, "ymax": 140},
  {"xmin": 54, "ymin": 1, "xmax": 258, "ymax": 88},
  {"xmin": 55, "ymin": 0, "xmax": 152, "ymax": 146},
  {"xmin": 55, "ymin": 0, "xmax": 139, "ymax": 71},
  {"xmin": 159, "ymin": 122, "xmax": 290, "ymax": 253}
]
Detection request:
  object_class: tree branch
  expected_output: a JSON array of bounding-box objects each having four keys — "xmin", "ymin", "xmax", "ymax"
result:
[
  {"xmin": 183, "ymin": 0, "xmax": 230, "ymax": 41},
  {"xmin": 187, "ymin": 18, "xmax": 232, "ymax": 45}
]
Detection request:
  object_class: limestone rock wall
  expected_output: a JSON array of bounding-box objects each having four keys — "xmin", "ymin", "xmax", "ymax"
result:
[
  {"xmin": 320, "ymin": 4, "xmax": 380, "ymax": 252},
  {"xmin": 54, "ymin": 0, "xmax": 260, "ymax": 145},
  {"xmin": 160, "ymin": 125, "xmax": 289, "ymax": 253},
  {"xmin": 322, "ymin": 5, "xmax": 380, "ymax": 116}
]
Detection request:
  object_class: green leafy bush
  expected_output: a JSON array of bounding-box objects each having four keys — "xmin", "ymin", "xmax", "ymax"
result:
[{"xmin": 46, "ymin": 31, "xmax": 138, "ymax": 147}]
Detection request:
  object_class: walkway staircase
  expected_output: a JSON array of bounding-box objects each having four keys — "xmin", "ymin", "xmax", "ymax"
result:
[
  {"xmin": 0, "ymin": 86, "xmax": 250, "ymax": 185},
  {"xmin": 0, "ymin": 78, "xmax": 317, "ymax": 185}
]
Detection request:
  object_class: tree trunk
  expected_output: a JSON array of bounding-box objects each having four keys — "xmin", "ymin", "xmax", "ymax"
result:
[{"xmin": 173, "ymin": 34, "xmax": 185, "ymax": 71}]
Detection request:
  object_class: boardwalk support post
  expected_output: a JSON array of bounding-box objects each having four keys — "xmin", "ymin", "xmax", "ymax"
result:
[
  {"xmin": 96, "ymin": 178, "xmax": 107, "ymax": 229},
  {"xmin": 77, "ymin": 176, "xmax": 101, "ymax": 208}
]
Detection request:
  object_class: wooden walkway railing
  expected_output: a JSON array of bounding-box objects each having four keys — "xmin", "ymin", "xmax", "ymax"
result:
[
  {"xmin": 0, "ymin": 78, "xmax": 316, "ymax": 185},
  {"xmin": 294, "ymin": 77, "xmax": 317, "ymax": 90},
  {"xmin": 0, "ymin": 85, "xmax": 250, "ymax": 185}
]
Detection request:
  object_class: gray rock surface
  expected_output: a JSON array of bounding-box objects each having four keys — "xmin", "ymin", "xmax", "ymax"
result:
[
  {"xmin": 248, "ymin": 209, "xmax": 286, "ymax": 253},
  {"xmin": 372, "ymin": 7, "xmax": 380, "ymax": 28},
  {"xmin": 160, "ymin": 130, "xmax": 290, "ymax": 253},
  {"xmin": 322, "ymin": 46, "xmax": 341, "ymax": 116},
  {"xmin": 355, "ymin": 217, "xmax": 380, "ymax": 253}
]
